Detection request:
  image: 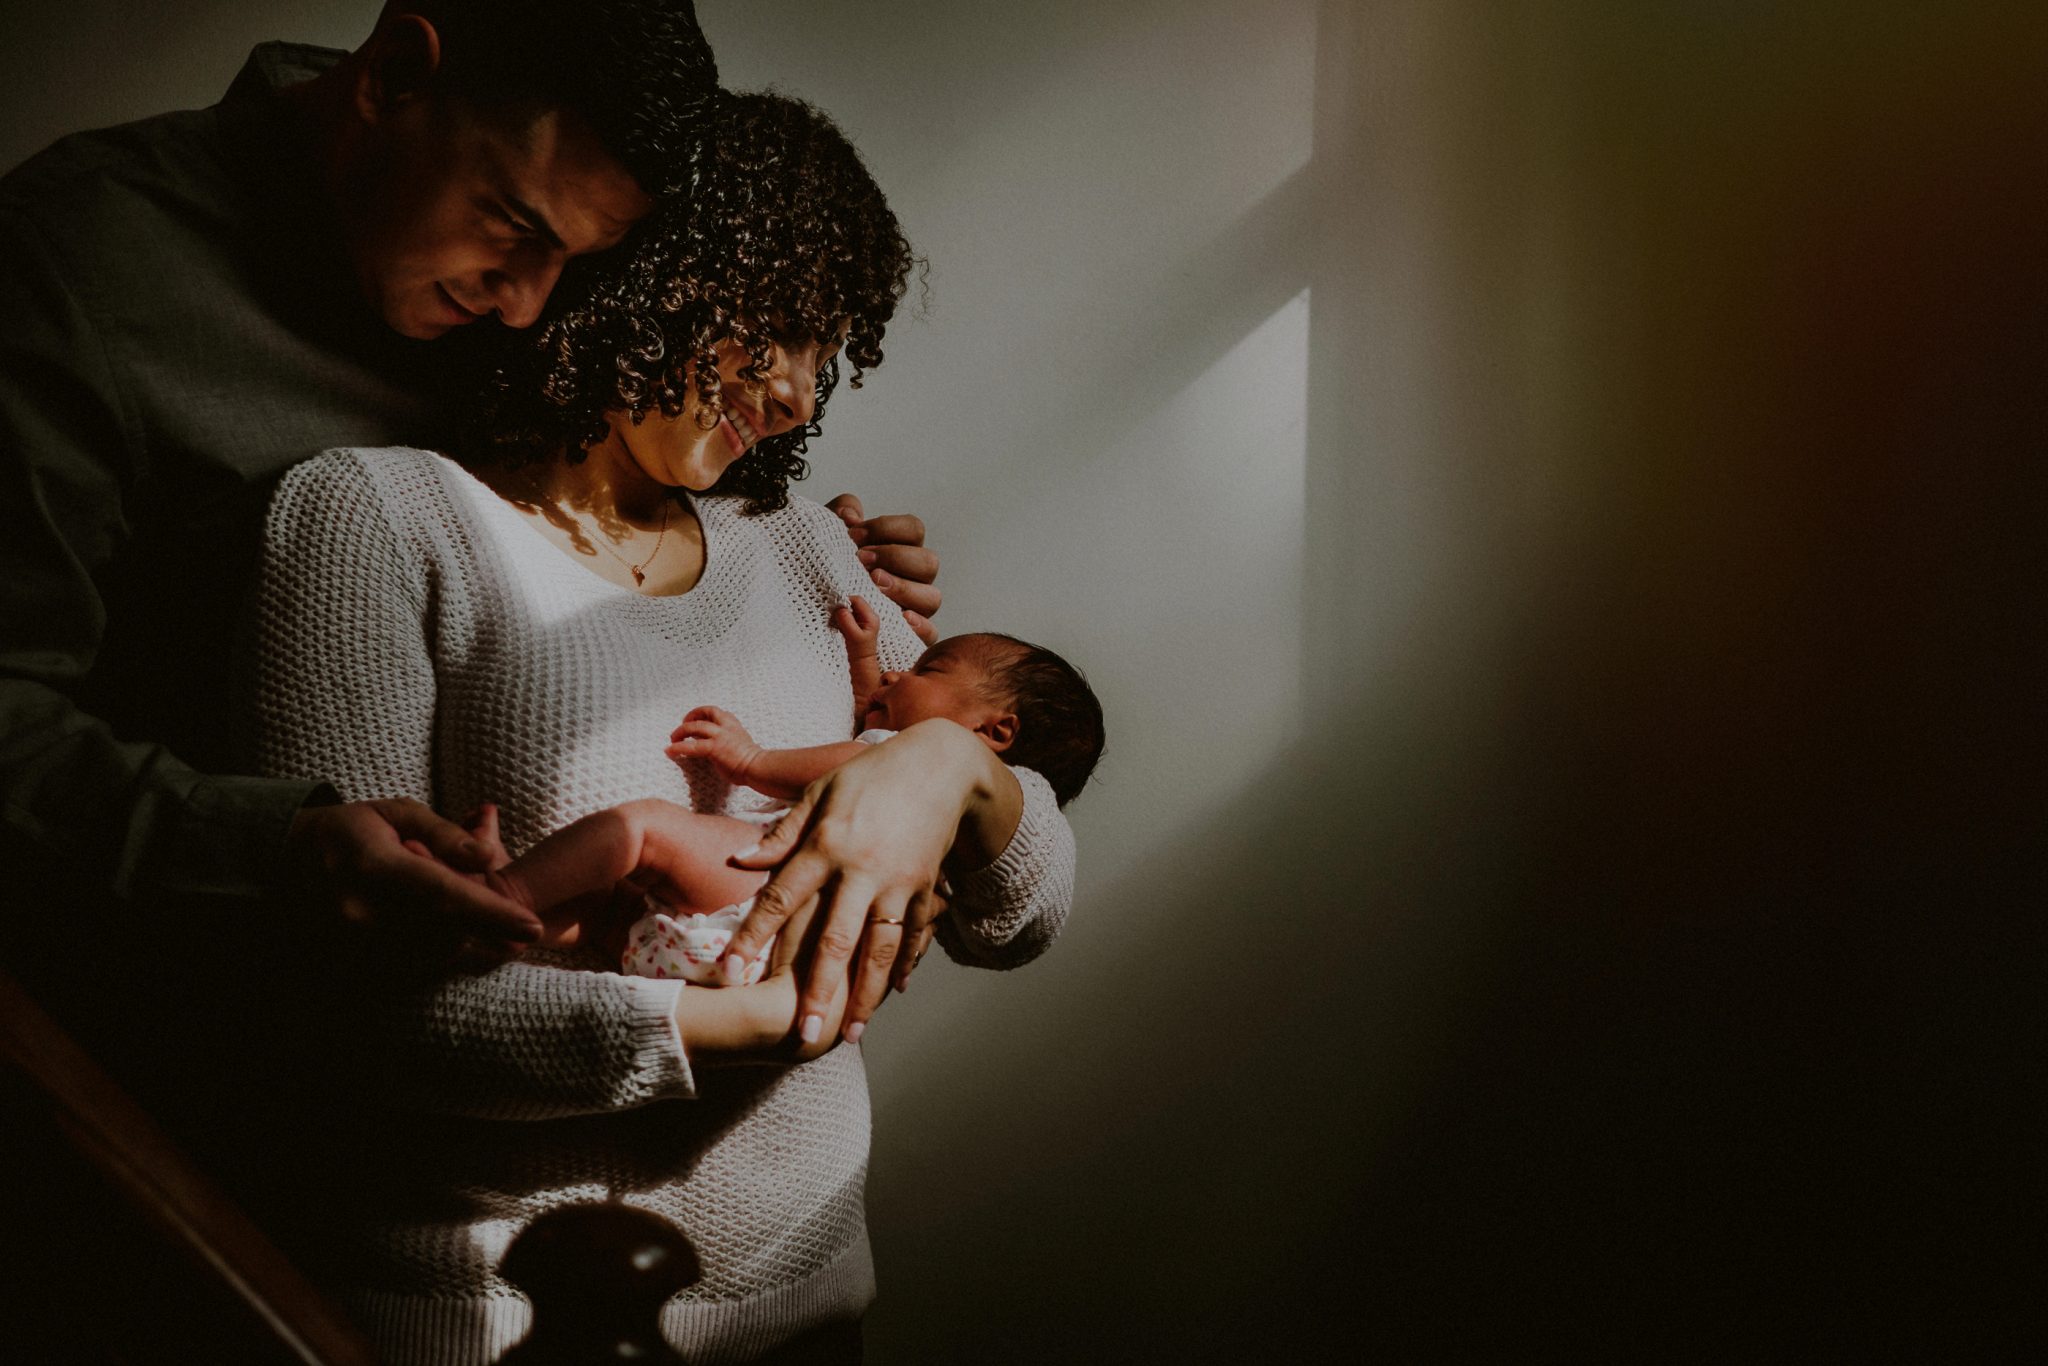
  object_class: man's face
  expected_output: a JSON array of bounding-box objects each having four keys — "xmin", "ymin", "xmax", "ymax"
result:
[{"xmin": 345, "ymin": 98, "xmax": 651, "ymax": 339}]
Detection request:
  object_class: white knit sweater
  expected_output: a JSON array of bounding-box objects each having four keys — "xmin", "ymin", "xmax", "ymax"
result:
[{"xmin": 241, "ymin": 446, "xmax": 1075, "ymax": 1364}]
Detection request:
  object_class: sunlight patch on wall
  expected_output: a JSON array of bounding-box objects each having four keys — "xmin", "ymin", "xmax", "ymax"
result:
[{"xmin": 1046, "ymin": 287, "xmax": 1311, "ymax": 887}]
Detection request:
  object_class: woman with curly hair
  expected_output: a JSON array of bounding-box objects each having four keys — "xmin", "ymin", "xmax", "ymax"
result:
[{"xmin": 241, "ymin": 91, "xmax": 1074, "ymax": 1364}]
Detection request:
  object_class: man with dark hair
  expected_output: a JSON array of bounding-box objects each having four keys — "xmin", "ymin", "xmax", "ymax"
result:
[{"xmin": 0, "ymin": 3, "xmax": 939, "ymax": 969}]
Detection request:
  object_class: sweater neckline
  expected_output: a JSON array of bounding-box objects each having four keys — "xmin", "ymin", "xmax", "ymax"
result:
[{"xmin": 431, "ymin": 453, "xmax": 739, "ymax": 609}]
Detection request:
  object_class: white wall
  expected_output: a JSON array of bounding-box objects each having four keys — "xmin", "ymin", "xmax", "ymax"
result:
[{"xmin": 7, "ymin": 2, "xmax": 2039, "ymax": 1359}]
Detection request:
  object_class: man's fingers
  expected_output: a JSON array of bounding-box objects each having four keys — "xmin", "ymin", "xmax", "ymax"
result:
[
  {"xmin": 859, "ymin": 512, "xmax": 926, "ymax": 548},
  {"xmin": 868, "ymin": 569, "xmax": 941, "ymax": 623},
  {"xmin": 901, "ymin": 609, "xmax": 938, "ymax": 647},
  {"xmin": 365, "ymin": 849, "xmax": 542, "ymax": 943},
  {"xmin": 826, "ymin": 492, "xmax": 867, "ymax": 525},
  {"xmin": 857, "ymin": 543, "xmax": 938, "ymax": 586},
  {"xmin": 378, "ymin": 798, "xmax": 495, "ymax": 872}
]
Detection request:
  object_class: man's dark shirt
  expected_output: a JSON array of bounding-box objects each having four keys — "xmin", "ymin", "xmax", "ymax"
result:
[{"xmin": 0, "ymin": 44, "xmax": 480, "ymax": 939}]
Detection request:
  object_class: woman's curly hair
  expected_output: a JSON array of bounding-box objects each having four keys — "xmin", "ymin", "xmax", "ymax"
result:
[{"xmin": 469, "ymin": 90, "xmax": 917, "ymax": 511}]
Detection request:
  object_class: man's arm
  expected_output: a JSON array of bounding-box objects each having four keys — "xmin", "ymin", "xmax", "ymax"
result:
[
  {"xmin": 0, "ymin": 207, "xmax": 533, "ymax": 942},
  {"xmin": 0, "ymin": 204, "xmax": 314, "ymax": 910}
]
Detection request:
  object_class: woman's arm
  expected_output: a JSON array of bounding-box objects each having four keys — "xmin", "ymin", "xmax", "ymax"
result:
[
  {"xmin": 247, "ymin": 452, "xmax": 806, "ymax": 1121},
  {"xmin": 811, "ymin": 506, "xmax": 1078, "ymax": 971},
  {"xmin": 932, "ymin": 764, "xmax": 1076, "ymax": 970},
  {"xmin": 721, "ymin": 717, "xmax": 1053, "ymax": 1042},
  {"xmin": 711, "ymin": 501, "xmax": 1079, "ymax": 1042}
]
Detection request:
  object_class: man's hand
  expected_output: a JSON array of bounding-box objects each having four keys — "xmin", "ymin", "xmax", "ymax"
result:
[
  {"xmin": 284, "ymin": 798, "xmax": 543, "ymax": 953},
  {"xmin": 667, "ymin": 706, "xmax": 766, "ymax": 786},
  {"xmin": 826, "ymin": 493, "xmax": 941, "ymax": 645}
]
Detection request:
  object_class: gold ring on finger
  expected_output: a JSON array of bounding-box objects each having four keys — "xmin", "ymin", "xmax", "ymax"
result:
[{"xmin": 869, "ymin": 914, "xmax": 905, "ymax": 926}]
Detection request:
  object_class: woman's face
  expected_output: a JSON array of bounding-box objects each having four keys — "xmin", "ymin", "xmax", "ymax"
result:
[{"xmin": 602, "ymin": 330, "xmax": 841, "ymax": 491}]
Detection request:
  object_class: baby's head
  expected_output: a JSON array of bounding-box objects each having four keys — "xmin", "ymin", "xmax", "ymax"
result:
[{"xmin": 862, "ymin": 633, "xmax": 1105, "ymax": 807}]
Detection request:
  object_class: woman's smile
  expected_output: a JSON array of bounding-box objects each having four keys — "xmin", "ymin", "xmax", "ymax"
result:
[{"xmin": 722, "ymin": 406, "xmax": 762, "ymax": 455}]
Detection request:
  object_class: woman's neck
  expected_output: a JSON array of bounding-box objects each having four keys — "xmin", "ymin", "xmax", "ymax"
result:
[
  {"xmin": 472, "ymin": 440, "xmax": 708, "ymax": 596},
  {"xmin": 497, "ymin": 436, "xmax": 676, "ymax": 531}
]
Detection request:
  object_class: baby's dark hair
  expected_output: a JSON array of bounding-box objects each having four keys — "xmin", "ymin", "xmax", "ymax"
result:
[{"xmin": 972, "ymin": 635, "xmax": 1105, "ymax": 808}]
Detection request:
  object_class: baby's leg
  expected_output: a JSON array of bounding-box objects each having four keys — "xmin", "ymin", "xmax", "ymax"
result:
[
  {"xmin": 493, "ymin": 808, "xmax": 770, "ymax": 917},
  {"xmin": 634, "ymin": 813, "xmax": 774, "ymax": 919},
  {"xmin": 617, "ymin": 814, "xmax": 777, "ymax": 985}
]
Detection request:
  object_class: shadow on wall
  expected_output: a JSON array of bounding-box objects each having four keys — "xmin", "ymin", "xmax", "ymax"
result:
[{"xmin": 872, "ymin": 1, "xmax": 2045, "ymax": 1360}]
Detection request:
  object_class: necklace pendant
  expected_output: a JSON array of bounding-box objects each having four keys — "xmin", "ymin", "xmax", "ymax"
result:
[{"xmin": 632, "ymin": 568, "xmax": 646, "ymax": 586}]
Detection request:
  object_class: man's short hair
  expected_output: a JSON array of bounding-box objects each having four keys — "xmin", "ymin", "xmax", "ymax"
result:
[{"xmin": 400, "ymin": 1, "xmax": 719, "ymax": 194}]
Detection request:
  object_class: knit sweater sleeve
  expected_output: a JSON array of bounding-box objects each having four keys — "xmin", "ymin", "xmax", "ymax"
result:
[
  {"xmin": 935, "ymin": 765, "xmax": 1075, "ymax": 968},
  {"xmin": 793, "ymin": 498, "xmax": 1077, "ymax": 968},
  {"xmin": 245, "ymin": 448, "xmax": 695, "ymax": 1118}
]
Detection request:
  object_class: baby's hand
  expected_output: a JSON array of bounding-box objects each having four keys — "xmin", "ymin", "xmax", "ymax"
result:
[
  {"xmin": 667, "ymin": 706, "xmax": 765, "ymax": 785},
  {"xmin": 461, "ymin": 803, "xmax": 511, "ymax": 872},
  {"xmin": 831, "ymin": 595, "xmax": 882, "ymax": 662}
]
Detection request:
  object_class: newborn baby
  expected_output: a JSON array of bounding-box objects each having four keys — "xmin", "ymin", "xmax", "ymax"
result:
[{"xmin": 486, "ymin": 599, "xmax": 1105, "ymax": 987}]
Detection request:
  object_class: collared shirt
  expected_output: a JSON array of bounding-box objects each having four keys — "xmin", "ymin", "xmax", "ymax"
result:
[{"xmin": 0, "ymin": 44, "xmax": 480, "ymax": 924}]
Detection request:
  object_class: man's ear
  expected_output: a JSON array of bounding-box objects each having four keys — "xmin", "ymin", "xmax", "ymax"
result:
[
  {"xmin": 976, "ymin": 712, "xmax": 1019, "ymax": 754},
  {"xmin": 354, "ymin": 14, "xmax": 443, "ymax": 124}
]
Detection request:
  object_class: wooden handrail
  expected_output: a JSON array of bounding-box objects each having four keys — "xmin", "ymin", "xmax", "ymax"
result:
[{"xmin": 0, "ymin": 963, "xmax": 377, "ymax": 1366}]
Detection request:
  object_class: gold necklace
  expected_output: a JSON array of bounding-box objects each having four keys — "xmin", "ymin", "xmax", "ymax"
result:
[{"xmin": 596, "ymin": 500, "xmax": 672, "ymax": 587}]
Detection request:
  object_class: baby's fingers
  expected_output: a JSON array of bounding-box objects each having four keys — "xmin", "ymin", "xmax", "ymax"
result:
[{"xmin": 676, "ymin": 705, "xmax": 732, "ymax": 733}]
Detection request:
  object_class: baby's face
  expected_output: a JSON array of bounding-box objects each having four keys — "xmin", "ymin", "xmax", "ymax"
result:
[{"xmin": 863, "ymin": 636, "xmax": 1011, "ymax": 735}]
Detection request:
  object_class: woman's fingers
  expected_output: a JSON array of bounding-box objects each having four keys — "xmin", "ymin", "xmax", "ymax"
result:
[
  {"xmin": 799, "ymin": 873, "xmax": 885, "ymax": 1045},
  {"xmin": 723, "ymin": 808, "xmax": 820, "ymax": 979},
  {"xmin": 842, "ymin": 888, "xmax": 913, "ymax": 1043},
  {"xmin": 891, "ymin": 887, "xmax": 945, "ymax": 994}
]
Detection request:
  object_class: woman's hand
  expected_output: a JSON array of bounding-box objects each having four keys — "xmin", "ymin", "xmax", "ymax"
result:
[
  {"xmin": 827, "ymin": 493, "xmax": 940, "ymax": 645},
  {"xmin": 722, "ymin": 719, "xmax": 1024, "ymax": 1045},
  {"xmin": 673, "ymin": 964, "xmax": 851, "ymax": 1066}
]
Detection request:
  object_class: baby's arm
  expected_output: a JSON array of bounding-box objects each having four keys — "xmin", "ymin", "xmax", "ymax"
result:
[
  {"xmin": 667, "ymin": 705, "xmax": 870, "ymax": 802},
  {"xmin": 834, "ymin": 595, "xmax": 885, "ymax": 721}
]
